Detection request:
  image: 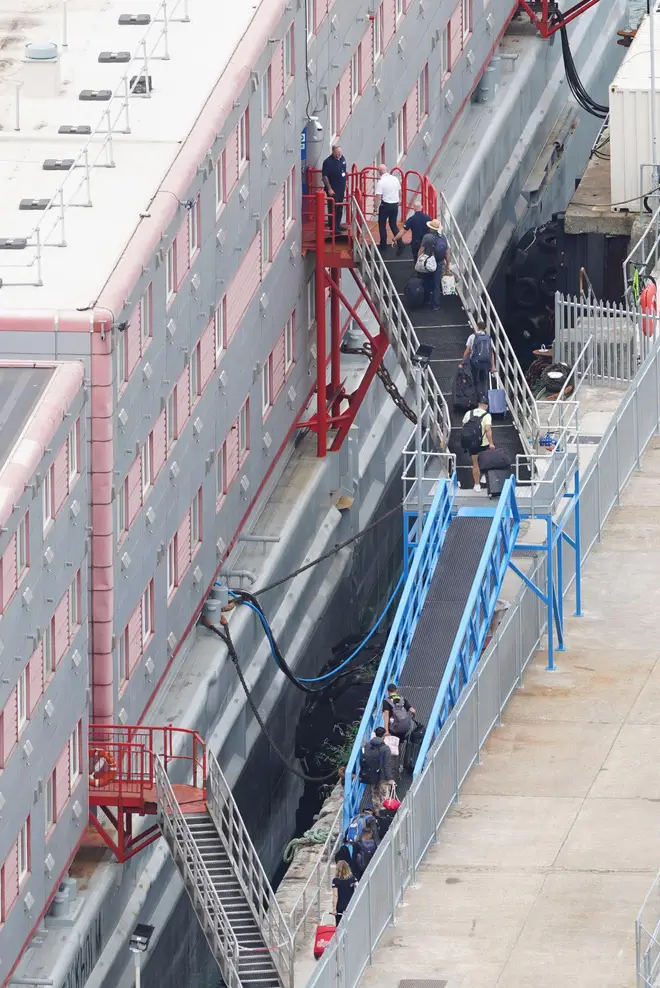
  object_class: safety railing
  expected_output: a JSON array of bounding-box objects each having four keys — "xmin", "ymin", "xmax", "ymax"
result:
[
  {"xmin": 510, "ymin": 399, "xmax": 579, "ymax": 516},
  {"xmin": 284, "ymin": 806, "xmax": 344, "ymax": 952},
  {"xmin": 557, "ymin": 334, "xmax": 594, "ymax": 400},
  {"xmin": 413, "ymin": 479, "xmax": 521, "ymax": 772},
  {"xmin": 349, "ymin": 197, "xmax": 452, "ymax": 447},
  {"xmin": 343, "ymin": 474, "xmax": 458, "ymax": 829},
  {"xmin": 554, "ymin": 292, "xmax": 657, "ymax": 383},
  {"xmin": 637, "ymin": 870, "xmax": 660, "ymax": 988},
  {"xmin": 1, "ymin": 0, "xmax": 190, "ymax": 288},
  {"xmin": 154, "ymin": 756, "xmax": 242, "ymax": 988},
  {"xmin": 624, "ymin": 203, "xmax": 660, "ymax": 305},
  {"xmin": 401, "ymin": 424, "xmax": 455, "ymax": 511},
  {"xmin": 206, "ymin": 751, "xmax": 294, "ymax": 988},
  {"xmin": 435, "ymin": 192, "xmax": 539, "ymax": 448}
]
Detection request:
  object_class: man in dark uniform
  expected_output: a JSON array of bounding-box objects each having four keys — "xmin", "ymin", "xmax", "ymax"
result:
[{"xmin": 321, "ymin": 144, "xmax": 348, "ymax": 233}]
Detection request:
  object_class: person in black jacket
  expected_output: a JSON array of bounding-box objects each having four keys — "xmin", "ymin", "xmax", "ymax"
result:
[
  {"xmin": 321, "ymin": 145, "xmax": 348, "ymax": 233},
  {"xmin": 360, "ymin": 728, "xmax": 394, "ymax": 814}
]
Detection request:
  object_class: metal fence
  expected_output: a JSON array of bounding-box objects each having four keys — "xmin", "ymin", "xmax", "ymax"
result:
[
  {"xmin": 623, "ymin": 204, "xmax": 660, "ymax": 305},
  {"xmin": 308, "ymin": 328, "xmax": 660, "ymax": 988},
  {"xmin": 284, "ymin": 807, "xmax": 344, "ymax": 953},
  {"xmin": 638, "ymin": 871, "xmax": 660, "ymax": 988}
]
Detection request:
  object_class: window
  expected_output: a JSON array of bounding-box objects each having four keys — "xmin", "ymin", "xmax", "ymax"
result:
[
  {"xmin": 396, "ymin": 0, "xmax": 403, "ymax": 20},
  {"xmin": 43, "ymin": 618, "xmax": 55, "ymax": 681},
  {"xmin": 373, "ymin": 143, "xmax": 386, "ymax": 169},
  {"xmin": 307, "ymin": 274, "xmax": 316, "ymax": 329},
  {"xmin": 285, "ymin": 312, "xmax": 295, "ymax": 372},
  {"xmin": 167, "ymin": 538, "xmax": 176, "ymax": 596},
  {"xmin": 166, "ymin": 389, "xmax": 177, "ymax": 447},
  {"xmin": 330, "ymin": 85, "xmax": 339, "ymax": 142},
  {"xmin": 17, "ymin": 820, "xmax": 29, "ymax": 885},
  {"xmin": 141, "ymin": 435, "xmax": 153, "ymax": 497},
  {"xmin": 190, "ymin": 341, "xmax": 201, "ymax": 409},
  {"xmin": 284, "ymin": 23, "xmax": 294, "ymax": 79},
  {"xmin": 396, "ymin": 108, "xmax": 405, "ymax": 161},
  {"xmin": 140, "ymin": 285, "xmax": 152, "ymax": 348},
  {"xmin": 262, "ymin": 353, "xmax": 273, "ymax": 415},
  {"xmin": 418, "ymin": 65, "xmax": 429, "ymax": 124},
  {"xmin": 216, "ymin": 443, "xmax": 226, "ymax": 501},
  {"xmin": 117, "ymin": 627, "xmax": 128, "ymax": 683},
  {"xmin": 188, "ymin": 198, "xmax": 200, "ymax": 258},
  {"xmin": 238, "ymin": 109, "xmax": 249, "ymax": 169},
  {"xmin": 261, "ymin": 65, "xmax": 272, "ymax": 125},
  {"xmin": 462, "ymin": 0, "xmax": 472, "ymax": 39},
  {"xmin": 45, "ymin": 771, "xmax": 55, "ymax": 833},
  {"xmin": 17, "ymin": 668, "xmax": 27, "ymax": 731},
  {"xmin": 17, "ymin": 513, "xmax": 29, "ymax": 579},
  {"xmin": 215, "ymin": 151, "xmax": 225, "ymax": 211},
  {"xmin": 42, "ymin": 465, "xmax": 53, "ymax": 532},
  {"xmin": 68, "ymin": 419, "xmax": 80, "ymax": 484},
  {"xmin": 373, "ymin": 3, "xmax": 383, "ymax": 62},
  {"xmin": 261, "ymin": 211, "xmax": 272, "ymax": 275},
  {"xmin": 351, "ymin": 49, "xmax": 361, "ymax": 103},
  {"xmin": 116, "ymin": 477, "xmax": 127, "ymax": 537},
  {"xmin": 238, "ymin": 401, "xmax": 250, "ymax": 459},
  {"xmin": 68, "ymin": 571, "xmax": 80, "ymax": 630},
  {"xmin": 165, "ymin": 244, "xmax": 176, "ymax": 301},
  {"xmin": 214, "ymin": 298, "xmax": 226, "ymax": 363},
  {"xmin": 284, "ymin": 169, "xmax": 294, "ymax": 228},
  {"xmin": 141, "ymin": 582, "xmax": 153, "ymax": 645},
  {"xmin": 440, "ymin": 23, "xmax": 450, "ymax": 76},
  {"xmin": 69, "ymin": 721, "xmax": 81, "ymax": 786},
  {"xmin": 191, "ymin": 489, "xmax": 202, "ymax": 547},
  {"xmin": 306, "ymin": 0, "xmax": 314, "ymax": 38},
  {"xmin": 116, "ymin": 327, "xmax": 127, "ymax": 391}
]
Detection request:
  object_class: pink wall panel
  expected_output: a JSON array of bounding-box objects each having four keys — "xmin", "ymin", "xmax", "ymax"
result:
[
  {"xmin": 339, "ymin": 65, "xmax": 351, "ymax": 133},
  {"xmin": 126, "ymin": 311, "xmax": 140, "ymax": 378},
  {"xmin": 272, "ymin": 335, "xmax": 286, "ymax": 399},
  {"xmin": 450, "ymin": 3, "xmax": 462, "ymax": 66},
  {"xmin": 127, "ymin": 603, "xmax": 142, "ymax": 675},
  {"xmin": 2, "ymin": 840, "xmax": 18, "ymax": 918},
  {"xmin": 55, "ymin": 744, "xmax": 69, "ymax": 816},
  {"xmin": 225, "ymin": 129, "xmax": 239, "ymax": 196},
  {"xmin": 383, "ymin": 0, "xmax": 396, "ymax": 48},
  {"xmin": 225, "ymin": 424, "xmax": 240, "ymax": 487},
  {"xmin": 152, "ymin": 410, "xmax": 166, "ymax": 479},
  {"xmin": 54, "ymin": 591, "xmax": 69, "ymax": 663},
  {"xmin": 1, "ymin": 534, "xmax": 16, "ymax": 612},
  {"xmin": 405, "ymin": 89, "xmax": 418, "ymax": 149},
  {"xmin": 53, "ymin": 443, "xmax": 68, "ymax": 514},
  {"xmin": 127, "ymin": 456, "xmax": 142, "ymax": 525},
  {"xmin": 271, "ymin": 41, "xmax": 284, "ymax": 111},
  {"xmin": 226, "ymin": 235, "xmax": 262, "ymax": 341},
  {"xmin": 28, "ymin": 646, "xmax": 42, "ymax": 716},
  {"xmin": 271, "ymin": 188, "xmax": 285, "ymax": 259},
  {"xmin": 2, "ymin": 689, "xmax": 16, "ymax": 766},
  {"xmin": 175, "ymin": 219, "xmax": 189, "ymax": 290},
  {"xmin": 361, "ymin": 27, "xmax": 372, "ymax": 89},
  {"xmin": 176, "ymin": 365, "xmax": 190, "ymax": 432},
  {"xmin": 200, "ymin": 320, "xmax": 215, "ymax": 390},
  {"xmin": 177, "ymin": 511, "xmax": 191, "ymax": 580}
]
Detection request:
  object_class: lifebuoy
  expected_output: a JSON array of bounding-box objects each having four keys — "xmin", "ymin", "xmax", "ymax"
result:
[
  {"xmin": 640, "ymin": 280, "xmax": 657, "ymax": 338},
  {"xmin": 89, "ymin": 747, "xmax": 117, "ymax": 789}
]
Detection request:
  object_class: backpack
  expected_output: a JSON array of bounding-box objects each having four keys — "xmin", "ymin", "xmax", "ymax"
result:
[
  {"xmin": 433, "ymin": 234, "xmax": 449, "ymax": 264},
  {"xmin": 344, "ymin": 812, "xmax": 373, "ymax": 844},
  {"xmin": 353, "ymin": 838, "xmax": 377, "ymax": 875},
  {"xmin": 388, "ymin": 697, "xmax": 412, "ymax": 736},
  {"xmin": 461, "ymin": 411, "xmax": 484, "ymax": 452},
  {"xmin": 470, "ymin": 333, "xmax": 492, "ymax": 370},
  {"xmin": 452, "ymin": 366, "xmax": 478, "ymax": 412},
  {"xmin": 359, "ymin": 744, "xmax": 386, "ymax": 786}
]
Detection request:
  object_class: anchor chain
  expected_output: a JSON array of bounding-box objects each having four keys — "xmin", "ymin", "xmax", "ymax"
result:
[{"xmin": 342, "ymin": 343, "xmax": 417, "ymax": 424}]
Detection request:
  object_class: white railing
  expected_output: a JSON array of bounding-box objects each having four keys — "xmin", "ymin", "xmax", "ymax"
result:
[
  {"xmin": 1, "ymin": 0, "xmax": 190, "ymax": 288},
  {"xmin": 284, "ymin": 806, "xmax": 344, "ymax": 952},
  {"xmin": 435, "ymin": 193, "xmax": 539, "ymax": 448},
  {"xmin": 623, "ymin": 204, "xmax": 660, "ymax": 305},
  {"xmin": 637, "ymin": 871, "xmax": 660, "ymax": 988},
  {"xmin": 206, "ymin": 752, "xmax": 294, "ymax": 988},
  {"xmin": 556, "ymin": 334, "xmax": 594, "ymax": 401},
  {"xmin": 154, "ymin": 757, "xmax": 243, "ymax": 988},
  {"xmin": 349, "ymin": 200, "xmax": 452, "ymax": 448}
]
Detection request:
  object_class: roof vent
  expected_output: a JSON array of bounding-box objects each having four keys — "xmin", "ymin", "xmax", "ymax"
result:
[{"xmin": 23, "ymin": 42, "xmax": 60, "ymax": 98}]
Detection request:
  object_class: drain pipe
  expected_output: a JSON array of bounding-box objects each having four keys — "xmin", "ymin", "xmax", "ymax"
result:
[{"xmin": 219, "ymin": 569, "xmax": 257, "ymax": 584}]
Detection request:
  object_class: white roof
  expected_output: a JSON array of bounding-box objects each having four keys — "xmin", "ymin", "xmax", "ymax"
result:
[{"xmin": 0, "ymin": 0, "xmax": 262, "ymax": 310}]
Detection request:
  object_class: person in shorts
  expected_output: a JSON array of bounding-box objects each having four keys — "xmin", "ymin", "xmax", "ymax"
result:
[{"xmin": 462, "ymin": 400, "xmax": 494, "ymax": 491}]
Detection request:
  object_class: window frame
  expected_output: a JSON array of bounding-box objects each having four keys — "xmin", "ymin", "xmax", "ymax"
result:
[
  {"xmin": 215, "ymin": 150, "xmax": 226, "ymax": 212},
  {"xmin": 17, "ymin": 819, "xmax": 29, "ymax": 886},
  {"xmin": 43, "ymin": 617, "xmax": 55, "ymax": 682},
  {"xmin": 351, "ymin": 49, "xmax": 361, "ymax": 103},
  {"xmin": 216, "ymin": 442, "xmax": 226, "ymax": 503},
  {"xmin": 373, "ymin": 3, "xmax": 383, "ymax": 63},
  {"xmin": 165, "ymin": 244, "xmax": 176, "ymax": 302},
  {"xmin": 68, "ymin": 571, "xmax": 80, "ymax": 631},
  {"xmin": 141, "ymin": 434, "xmax": 153, "ymax": 497},
  {"xmin": 191, "ymin": 489, "xmax": 202, "ymax": 548},
  {"xmin": 167, "ymin": 537, "xmax": 177, "ymax": 597},
  {"xmin": 396, "ymin": 0, "xmax": 403, "ymax": 21},
  {"xmin": 188, "ymin": 198, "xmax": 201, "ymax": 258},
  {"xmin": 440, "ymin": 24, "xmax": 450, "ymax": 77},
  {"xmin": 189, "ymin": 341, "xmax": 201, "ymax": 410},
  {"xmin": 68, "ymin": 420, "xmax": 80, "ymax": 485},
  {"xmin": 42, "ymin": 465, "xmax": 53, "ymax": 533},
  {"xmin": 116, "ymin": 326, "xmax": 127, "ymax": 391},
  {"xmin": 284, "ymin": 169, "xmax": 294, "ymax": 228},
  {"xmin": 261, "ymin": 64, "xmax": 272, "ymax": 126},
  {"xmin": 17, "ymin": 667, "xmax": 27, "ymax": 732},
  {"xmin": 307, "ymin": 274, "xmax": 316, "ymax": 330},
  {"xmin": 418, "ymin": 65, "xmax": 429, "ymax": 125},
  {"xmin": 284, "ymin": 22, "xmax": 294, "ymax": 79},
  {"xmin": 141, "ymin": 582, "xmax": 153, "ymax": 645},
  {"xmin": 238, "ymin": 109, "xmax": 249, "ymax": 169},
  {"xmin": 330, "ymin": 85, "xmax": 339, "ymax": 144},
  {"xmin": 396, "ymin": 108, "xmax": 405, "ymax": 162},
  {"xmin": 306, "ymin": 0, "xmax": 315, "ymax": 39},
  {"xmin": 462, "ymin": 0, "xmax": 472, "ymax": 40},
  {"xmin": 116, "ymin": 476, "xmax": 127, "ymax": 538},
  {"xmin": 214, "ymin": 298, "xmax": 226, "ymax": 363},
  {"xmin": 69, "ymin": 721, "xmax": 81, "ymax": 786},
  {"xmin": 285, "ymin": 312, "xmax": 295, "ymax": 372},
  {"xmin": 45, "ymin": 771, "xmax": 55, "ymax": 834},
  {"xmin": 140, "ymin": 285, "xmax": 152, "ymax": 349},
  {"xmin": 261, "ymin": 210, "xmax": 272, "ymax": 276},
  {"xmin": 166, "ymin": 389, "xmax": 177, "ymax": 448},
  {"xmin": 262, "ymin": 353, "xmax": 273, "ymax": 416},
  {"xmin": 16, "ymin": 513, "xmax": 29, "ymax": 579},
  {"xmin": 117, "ymin": 626, "xmax": 128, "ymax": 684},
  {"xmin": 238, "ymin": 400, "xmax": 250, "ymax": 460}
]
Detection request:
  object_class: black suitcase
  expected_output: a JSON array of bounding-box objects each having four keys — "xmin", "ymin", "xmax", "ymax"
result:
[
  {"xmin": 453, "ymin": 366, "xmax": 478, "ymax": 412},
  {"xmin": 486, "ymin": 467, "xmax": 511, "ymax": 498},
  {"xmin": 404, "ymin": 275, "xmax": 425, "ymax": 310},
  {"xmin": 377, "ymin": 809, "xmax": 396, "ymax": 839},
  {"xmin": 478, "ymin": 447, "xmax": 511, "ymax": 472}
]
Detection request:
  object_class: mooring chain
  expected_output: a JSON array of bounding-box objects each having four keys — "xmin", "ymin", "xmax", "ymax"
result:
[{"xmin": 342, "ymin": 344, "xmax": 418, "ymax": 424}]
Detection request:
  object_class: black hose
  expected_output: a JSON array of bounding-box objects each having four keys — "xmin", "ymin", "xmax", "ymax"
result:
[{"xmin": 558, "ymin": 23, "xmax": 608, "ymax": 119}]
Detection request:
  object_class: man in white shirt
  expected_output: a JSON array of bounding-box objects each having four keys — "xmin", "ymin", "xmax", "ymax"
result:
[{"xmin": 374, "ymin": 164, "xmax": 401, "ymax": 250}]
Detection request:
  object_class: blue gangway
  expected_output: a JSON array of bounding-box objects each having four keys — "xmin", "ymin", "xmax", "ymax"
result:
[{"xmin": 343, "ymin": 477, "xmax": 520, "ymax": 828}]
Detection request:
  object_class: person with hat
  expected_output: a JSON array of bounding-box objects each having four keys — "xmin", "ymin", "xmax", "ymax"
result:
[{"xmin": 419, "ymin": 219, "xmax": 450, "ymax": 309}]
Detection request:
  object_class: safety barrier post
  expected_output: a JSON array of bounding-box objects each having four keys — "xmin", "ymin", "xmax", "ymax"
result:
[
  {"xmin": 330, "ymin": 267, "xmax": 341, "ymax": 405},
  {"xmin": 315, "ymin": 189, "xmax": 327, "ymax": 457}
]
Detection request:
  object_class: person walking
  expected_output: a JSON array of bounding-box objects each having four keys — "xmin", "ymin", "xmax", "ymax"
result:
[
  {"xmin": 332, "ymin": 860, "xmax": 357, "ymax": 924},
  {"xmin": 359, "ymin": 727, "xmax": 395, "ymax": 813},
  {"xmin": 321, "ymin": 145, "xmax": 348, "ymax": 233},
  {"xmin": 351, "ymin": 818, "xmax": 380, "ymax": 879},
  {"xmin": 393, "ymin": 201, "xmax": 432, "ymax": 259},
  {"xmin": 419, "ymin": 219, "xmax": 450, "ymax": 309},
  {"xmin": 374, "ymin": 164, "xmax": 401, "ymax": 250},
  {"xmin": 462, "ymin": 323, "xmax": 495, "ymax": 402},
  {"xmin": 460, "ymin": 399, "xmax": 494, "ymax": 491}
]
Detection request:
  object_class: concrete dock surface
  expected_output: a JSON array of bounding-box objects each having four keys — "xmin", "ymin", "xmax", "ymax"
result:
[{"xmin": 358, "ymin": 437, "xmax": 660, "ymax": 988}]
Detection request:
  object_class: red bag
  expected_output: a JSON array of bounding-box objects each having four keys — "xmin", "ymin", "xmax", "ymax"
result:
[
  {"xmin": 313, "ymin": 924, "xmax": 336, "ymax": 959},
  {"xmin": 383, "ymin": 782, "xmax": 401, "ymax": 812}
]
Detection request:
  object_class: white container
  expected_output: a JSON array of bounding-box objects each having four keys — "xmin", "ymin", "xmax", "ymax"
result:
[{"xmin": 610, "ymin": 12, "xmax": 660, "ymax": 210}]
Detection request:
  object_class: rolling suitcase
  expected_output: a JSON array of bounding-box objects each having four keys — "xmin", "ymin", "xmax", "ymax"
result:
[
  {"xmin": 485, "ymin": 468, "xmax": 511, "ymax": 498},
  {"xmin": 487, "ymin": 374, "xmax": 507, "ymax": 419},
  {"xmin": 404, "ymin": 275, "xmax": 425, "ymax": 310},
  {"xmin": 314, "ymin": 920, "xmax": 337, "ymax": 959}
]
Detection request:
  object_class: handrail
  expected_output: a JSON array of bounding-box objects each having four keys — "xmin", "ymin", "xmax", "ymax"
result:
[
  {"xmin": 343, "ymin": 474, "xmax": 457, "ymax": 830},
  {"xmin": 206, "ymin": 751, "xmax": 294, "ymax": 988},
  {"xmin": 2, "ymin": 0, "xmax": 190, "ymax": 288},
  {"xmin": 413, "ymin": 479, "xmax": 520, "ymax": 772},
  {"xmin": 349, "ymin": 196, "xmax": 452, "ymax": 447},
  {"xmin": 623, "ymin": 203, "xmax": 660, "ymax": 305},
  {"xmin": 89, "ymin": 724, "xmax": 206, "ymax": 793},
  {"xmin": 284, "ymin": 805, "xmax": 343, "ymax": 950},
  {"xmin": 154, "ymin": 756, "xmax": 243, "ymax": 988},
  {"xmin": 557, "ymin": 333, "xmax": 594, "ymax": 401},
  {"xmin": 579, "ymin": 268, "xmax": 597, "ymax": 304},
  {"xmin": 434, "ymin": 191, "xmax": 539, "ymax": 448}
]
